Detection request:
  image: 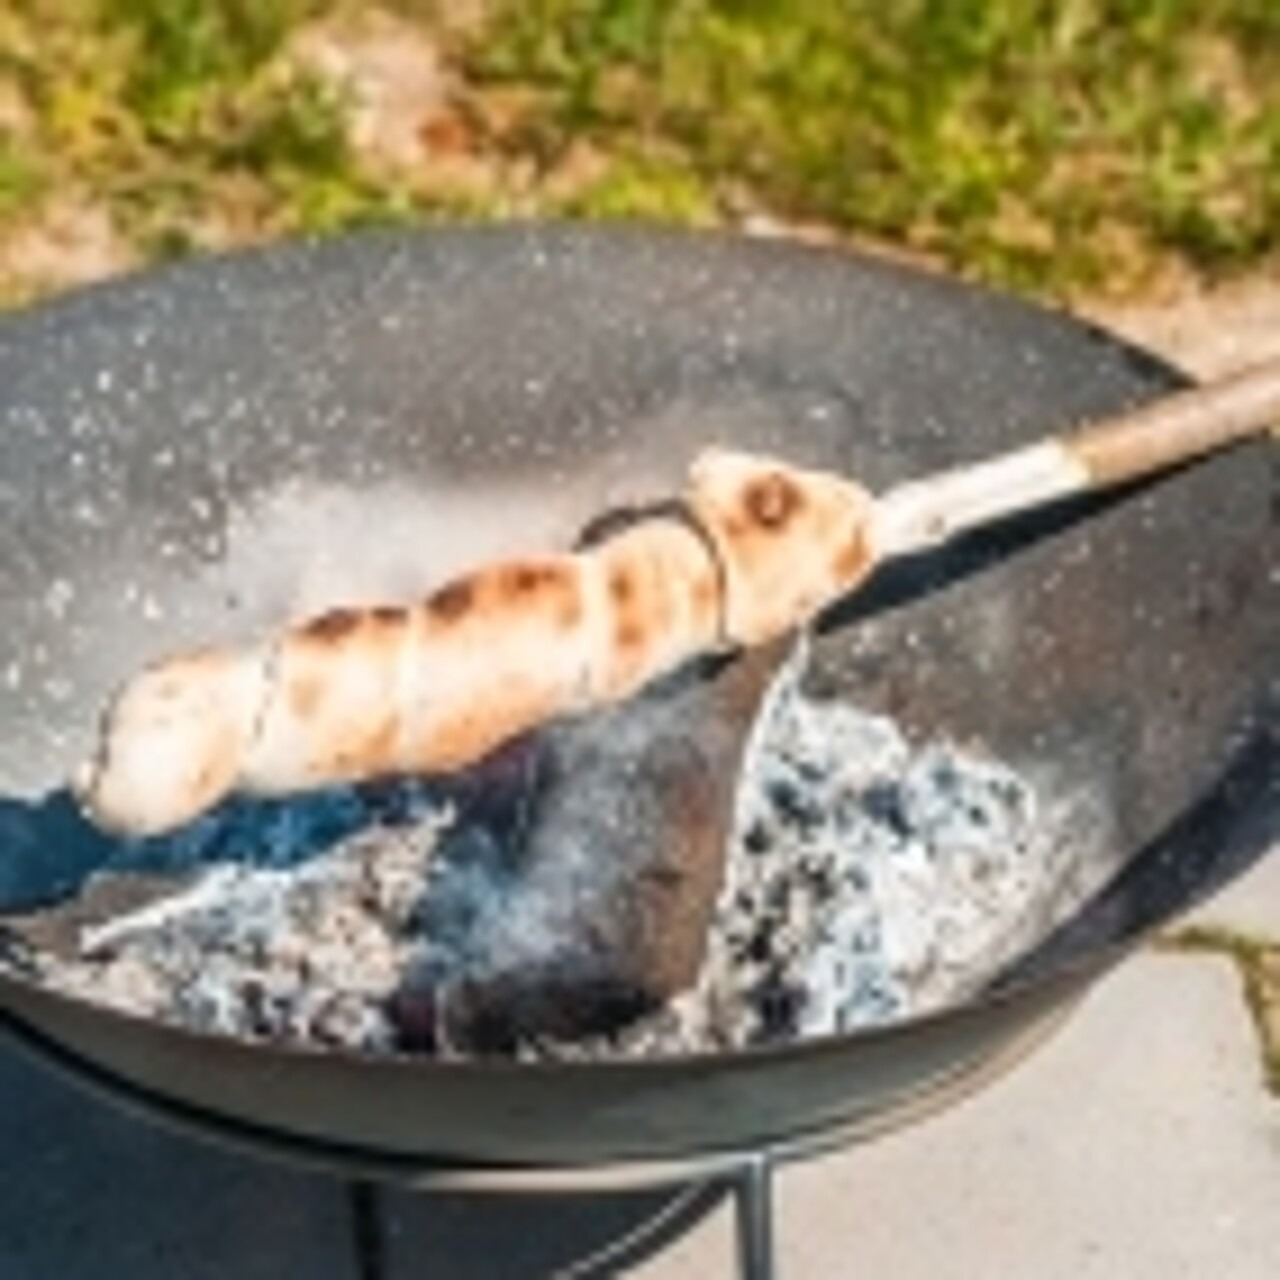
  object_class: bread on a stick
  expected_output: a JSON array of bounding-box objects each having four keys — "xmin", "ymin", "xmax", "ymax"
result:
[
  {"xmin": 80, "ymin": 349, "xmax": 1280, "ymax": 838},
  {"xmin": 74, "ymin": 450, "xmax": 873, "ymax": 837}
]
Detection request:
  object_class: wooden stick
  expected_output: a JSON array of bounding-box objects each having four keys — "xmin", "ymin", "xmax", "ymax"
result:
[{"xmin": 871, "ymin": 357, "xmax": 1280, "ymax": 558}]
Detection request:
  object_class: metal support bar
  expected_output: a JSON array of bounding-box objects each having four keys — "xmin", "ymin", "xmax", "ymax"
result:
[
  {"xmin": 344, "ymin": 1176, "xmax": 730, "ymax": 1280},
  {"xmin": 734, "ymin": 1154, "xmax": 776, "ymax": 1280},
  {"xmin": 348, "ymin": 1180, "xmax": 387, "ymax": 1280}
]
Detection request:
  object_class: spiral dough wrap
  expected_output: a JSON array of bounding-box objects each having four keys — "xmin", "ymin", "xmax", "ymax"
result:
[{"xmin": 74, "ymin": 449, "xmax": 873, "ymax": 836}]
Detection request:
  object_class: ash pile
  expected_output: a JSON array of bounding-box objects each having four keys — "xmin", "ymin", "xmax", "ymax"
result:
[{"xmin": 2, "ymin": 656, "xmax": 1063, "ymax": 1060}]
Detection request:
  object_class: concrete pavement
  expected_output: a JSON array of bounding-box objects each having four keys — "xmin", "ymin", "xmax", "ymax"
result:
[
  {"xmin": 632, "ymin": 948, "xmax": 1280, "ymax": 1280},
  {"xmin": 1186, "ymin": 849, "xmax": 1280, "ymax": 940}
]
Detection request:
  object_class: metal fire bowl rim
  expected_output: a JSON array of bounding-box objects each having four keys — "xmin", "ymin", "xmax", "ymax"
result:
[
  {"xmin": 4, "ymin": 895, "xmax": 1140, "ymax": 1076},
  {"xmin": 4, "ymin": 984, "xmax": 1082, "ymax": 1188}
]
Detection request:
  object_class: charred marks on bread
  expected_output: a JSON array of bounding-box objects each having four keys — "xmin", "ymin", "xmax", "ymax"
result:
[
  {"xmin": 500, "ymin": 563, "xmax": 581, "ymax": 628},
  {"xmin": 608, "ymin": 562, "xmax": 637, "ymax": 608},
  {"xmin": 291, "ymin": 606, "xmax": 407, "ymax": 715},
  {"xmin": 606, "ymin": 550, "xmax": 667, "ymax": 666},
  {"xmin": 428, "ymin": 561, "xmax": 581, "ymax": 631},
  {"xmin": 282, "ymin": 608, "xmax": 407, "ymax": 770},
  {"xmin": 301, "ymin": 607, "xmax": 365, "ymax": 643},
  {"xmin": 741, "ymin": 470, "xmax": 804, "ymax": 532},
  {"xmin": 508, "ymin": 561, "xmax": 583, "ymax": 629},
  {"xmin": 429, "ymin": 578, "xmax": 476, "ymax": 622},
  {"xmin": 611, "ymin": 569, "xmax": 649, "ymax": 660},
  {"xmin": 505, "ymin": 563, "xmax": 554, "ymax": 595},
  {"xmin": 614, "ymin": 617, "xmax": 648, "ymax": 658},
  {"xmin": 301, "ymin": 604, "xmax": 406, "ymax": 644}
]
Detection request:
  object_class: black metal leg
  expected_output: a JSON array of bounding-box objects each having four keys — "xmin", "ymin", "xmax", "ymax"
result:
[
  {"xmin": 344, "ymin": 1177, "xmax": 729, "ymax": 1279},
  {"xmin": 556, "ymin": 1181, "xmax": 730, "ymax": 1279},
  {"xmin": 733, "ymin": 1155, "xmax": 776, "ymax": 1280},
  {"xmin": 348, "ymin": 1179, "xmax": 387, "ymax": 1280}
]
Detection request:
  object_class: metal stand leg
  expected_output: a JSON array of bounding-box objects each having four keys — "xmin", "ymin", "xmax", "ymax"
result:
[
  {"xmin": 556, "ymin": 1181, "xmax": 730, "ymax": 1279},
  {"xmin": 733, "ymin": 1155, "xmax": 776, "ymax": 1280},
  {"xmin": 347, "ymin": 1179, "xmax": 387, "ymax": 1280}
]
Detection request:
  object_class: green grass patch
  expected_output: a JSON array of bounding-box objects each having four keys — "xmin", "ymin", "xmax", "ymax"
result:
[
  {"xmin": 0, "ymin": 0, "xmax": 414, "ymax": 272},
  {"xmin": 462, "ymin": 0, "xmax": 1280, "ymax": 294},
  {"xmin": 1162, "ymin": 926, "xmax": 1280, "ymax": 1096},
  {"xmin": 0, "ymin": 141, "xmax": 47, "ymax": 219},
  {"xmin": 2, "ymin": 1, "xmax": 1280, "ymax": 301}
]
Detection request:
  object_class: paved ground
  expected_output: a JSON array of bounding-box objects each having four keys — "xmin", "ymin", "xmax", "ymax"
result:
[
  {"xmin": 634, "ymin": 951, "xmax": 1280, "ymax": 1280},
  {"xmin": 0, "ymin": 291, "xmax": 1275, "ymax": 1278},
  {"xmin": 1085, "ymin": 271, "xmax": 1280, "ymax": 380}
]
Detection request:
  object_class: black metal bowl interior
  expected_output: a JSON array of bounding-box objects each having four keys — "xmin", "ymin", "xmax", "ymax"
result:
[{"xmin": 0, "ymin": 224, "xmax": 1274, "ymax": 1168}]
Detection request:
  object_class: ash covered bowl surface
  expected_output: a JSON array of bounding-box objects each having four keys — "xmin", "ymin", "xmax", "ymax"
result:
[
  {"xmin": 4, "ymin": 646, "xmax": 1062, "ymax": 1060},
  {"xmin": 0, "ymin": 223, "xmax": 1272, "ymax": 1165}
]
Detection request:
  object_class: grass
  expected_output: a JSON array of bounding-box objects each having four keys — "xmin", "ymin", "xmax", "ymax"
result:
[
  {"xmin": 1161, "ymin": 926, "xmax": 1280, "ymax": 1097},
  {"xmin": 1, "ymin": 1, "xmax": 1279, "ymax": 301},
  {"xmin": 0, "ymin": 0, "xmax": 414, "ymax": 280},
  {"xmin": 463, "ymin": 0, "xmax": 1280, "ymax": 293}
]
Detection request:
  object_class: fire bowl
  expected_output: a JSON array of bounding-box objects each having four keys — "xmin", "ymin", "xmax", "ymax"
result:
[{"xmin": 0, "ymin": 224, "xmax": 1274, "ymax": 1170}]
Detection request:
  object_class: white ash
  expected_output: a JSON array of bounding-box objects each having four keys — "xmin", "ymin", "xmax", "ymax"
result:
[
  {"xmin": 38, "ymin": 799, "xmax": 455, "ymax": 1050},
  {"xmin": 534, "ymin": 659, "xmax": 1056, "ymax": 1059},
  {"xmin": 5, "ymin": 664, "xmax": 1060, "ymax": 1057},
  {"xmin": 663, "ymin": 682, "xmax": 1047, "ymax": 1049}
]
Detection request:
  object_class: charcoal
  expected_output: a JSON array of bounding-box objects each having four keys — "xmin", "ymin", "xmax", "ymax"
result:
[{"xmin": 16, "ymin": 803, "xmax": 455, "ymax": 1050}]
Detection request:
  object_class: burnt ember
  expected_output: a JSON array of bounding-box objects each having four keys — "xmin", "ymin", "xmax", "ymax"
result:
[{"xmin": 2, "ymin": 654, "xmax": 1060, "ymax": 1059}]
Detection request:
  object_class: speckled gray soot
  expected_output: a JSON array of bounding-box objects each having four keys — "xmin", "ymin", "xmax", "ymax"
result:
[{"xmin": 0, "ymin": 225, "xmax": 1272, "ymax": 1166}]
